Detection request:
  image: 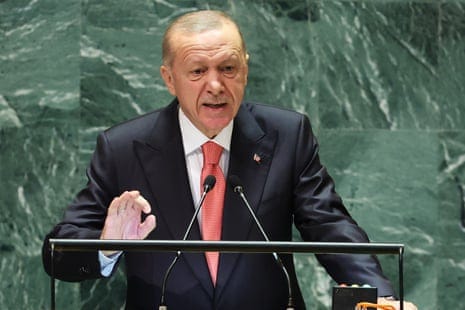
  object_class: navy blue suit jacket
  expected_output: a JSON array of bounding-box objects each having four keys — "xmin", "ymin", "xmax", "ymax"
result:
[{"xmin": 43, "ymin": 100, "xmax": 394, "ymax": 309}]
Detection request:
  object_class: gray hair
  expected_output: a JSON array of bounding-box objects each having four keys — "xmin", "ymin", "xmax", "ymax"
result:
[{"xmin": 162, "ymin": 10, "xmax": 247, "ymax": 66}]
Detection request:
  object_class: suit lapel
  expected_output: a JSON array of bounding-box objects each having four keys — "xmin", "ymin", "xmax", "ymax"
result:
[
  {"xmin": 133, "ymin": 101, "xmax": 214, "ymax": 296},
  {"xmin": 215, "ymin": 104, "xmax": 278, "ymax": 299}
]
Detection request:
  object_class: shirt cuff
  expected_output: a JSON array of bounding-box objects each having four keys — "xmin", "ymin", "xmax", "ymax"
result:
[{"xmin": 98, "ymin": 251, "xmax": 122, "ymax": 277}]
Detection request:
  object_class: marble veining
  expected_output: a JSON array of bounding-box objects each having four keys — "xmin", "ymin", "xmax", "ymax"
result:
[{"xmin": 1, "ymin": 1, "xmax": 464, "ymax": 309}]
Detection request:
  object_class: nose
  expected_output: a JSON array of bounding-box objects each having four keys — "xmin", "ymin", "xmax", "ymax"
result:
[{"xmin": 205, "ymin": 70, "xmax": 224, "ymax": 96}]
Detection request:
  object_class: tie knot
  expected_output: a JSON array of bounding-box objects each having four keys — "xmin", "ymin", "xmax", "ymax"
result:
[{"xmin": 202, "ymin": 141, "xmax": 223, "ymax": 165}]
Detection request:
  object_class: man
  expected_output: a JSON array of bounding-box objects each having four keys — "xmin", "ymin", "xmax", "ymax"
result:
[{"xmin": 43, "ymin": 10, "xmax": 416, "ymax": 310}]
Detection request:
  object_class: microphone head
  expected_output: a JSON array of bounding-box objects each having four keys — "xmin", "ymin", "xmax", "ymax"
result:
[
  {"xmin": 203, "ymin": 175, "xmax": 216, "ymax": 193},
  {"xmin": 228, "ymin": 175, "xmax": 243, "ymax": 193}
]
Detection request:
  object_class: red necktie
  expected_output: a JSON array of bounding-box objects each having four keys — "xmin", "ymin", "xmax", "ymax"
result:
[{"xmin": 201, "ymin": 141, "xmax": 225, "ymax": 285}]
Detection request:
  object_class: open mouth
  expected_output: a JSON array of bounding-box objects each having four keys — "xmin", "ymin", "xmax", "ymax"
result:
[{"xmin": 203, "ymin": 103, "xmax": 227, "ymax": 109}]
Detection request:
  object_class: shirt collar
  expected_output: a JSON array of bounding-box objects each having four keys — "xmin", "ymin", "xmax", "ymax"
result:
[{"xmin": 179, "ymin": 107, "xmax": 233, "ymax": 155}]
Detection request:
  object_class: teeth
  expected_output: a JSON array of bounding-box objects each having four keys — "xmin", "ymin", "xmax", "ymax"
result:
[{"xmin": 205, "ymin": 103, "xmax": 225, "ymax": 107}]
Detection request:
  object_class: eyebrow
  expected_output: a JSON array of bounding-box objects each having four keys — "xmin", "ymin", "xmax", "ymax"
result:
[{"xmin": 184, "ymin": 53, "xmax": 241, "ymax": 65}]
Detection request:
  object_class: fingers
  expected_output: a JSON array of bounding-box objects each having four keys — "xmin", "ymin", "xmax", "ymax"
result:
[
  {"xmin": 405, "ymin": 303, "xmax": 418, "ymax": 310},
  {"xmin": 108, "ymin": 191, "xmax": 151, "ymax": 217},
  {"xmin": 107, "ymin": 196, "xmax": 123, "ymax": 216},
  {"xmin": 133, "ymin": 193, "xmax": 151, "ymax": 214},
  {"xmin": 377, "ymin": 298, "xmax": 418, "ymax": 310},
  {"xmin": 102, "ymin": 191, "xmax": 155, "ymax": 240}
]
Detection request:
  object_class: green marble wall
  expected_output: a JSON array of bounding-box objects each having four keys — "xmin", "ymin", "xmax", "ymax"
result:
[{"xmin": 1, "ymin": 0, "xmax": 464, "ymax": 309}]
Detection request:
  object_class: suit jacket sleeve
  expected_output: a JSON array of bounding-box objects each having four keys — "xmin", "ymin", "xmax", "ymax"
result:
[
  {"xmin": 42, "ymin": 132, "xmax": 119, "ymax": 281},
  {"xmin": 291, "ymin": 114, "xmax": 395, "ymax": 296}
]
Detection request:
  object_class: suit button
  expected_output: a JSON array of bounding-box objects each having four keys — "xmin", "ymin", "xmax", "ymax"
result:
[{"xmin": 79, "ymin": 266, "xmax": 90, "ymax": 275}]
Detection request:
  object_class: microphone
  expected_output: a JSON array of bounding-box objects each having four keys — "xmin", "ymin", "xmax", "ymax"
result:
[
  {"xmin": 228, "ymin": 175, "xmax": 295, "ymax": 310},
  {"xmin": 159, "ymin": 175, "xmax": 216, "ymax": 310}
]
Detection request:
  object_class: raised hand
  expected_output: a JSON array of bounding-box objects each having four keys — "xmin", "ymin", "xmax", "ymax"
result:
[{"xmin": 100, "ymin": 190, "xmax": 156, "ymax": 256}]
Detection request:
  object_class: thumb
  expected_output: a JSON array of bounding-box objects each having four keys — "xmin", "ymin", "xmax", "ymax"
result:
[{"xmin": 139, "ymin": 214, "xmax": 156, "ymax": 239}]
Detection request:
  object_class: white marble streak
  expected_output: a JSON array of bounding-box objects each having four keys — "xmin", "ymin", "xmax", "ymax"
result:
[{"xmin": 0, "ymin": 95, "xmax": 22, "ymax": 128}]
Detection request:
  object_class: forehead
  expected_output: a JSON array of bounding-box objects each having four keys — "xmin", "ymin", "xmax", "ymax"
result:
[{"xmin": 170, "ymin": 23, "xmax": 244, "ymax": 62}]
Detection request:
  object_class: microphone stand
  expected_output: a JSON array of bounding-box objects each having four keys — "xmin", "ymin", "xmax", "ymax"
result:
[
  {"xmin": 159, "ymin": 176, "xmax": 216, "ymax": 310},
  {"xmin": 230, "ymin": 176, "xmax": 295, "ymax": 310}
]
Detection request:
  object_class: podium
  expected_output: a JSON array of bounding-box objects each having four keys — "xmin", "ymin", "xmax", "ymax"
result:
[{"xmin": 48, "ymin": 239, "xmax": 405, "ymax": 310}]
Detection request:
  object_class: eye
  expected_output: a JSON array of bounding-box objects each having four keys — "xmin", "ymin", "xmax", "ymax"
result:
[
  {"xmin": 191, "ymin": 68, "xmax": 204, "ymax": 75},
  {"xmin": 221, "ymin": 65, "xmax": 237, "ymax": 77},
  {"xmin": 189, "ymin": 68, "xmax": 205, "ymax": 80}
]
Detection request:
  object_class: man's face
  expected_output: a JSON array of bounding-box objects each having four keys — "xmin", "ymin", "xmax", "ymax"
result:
[{"xmin": 160, "ymin": 23, "xmax": 248, "ymax": 138}]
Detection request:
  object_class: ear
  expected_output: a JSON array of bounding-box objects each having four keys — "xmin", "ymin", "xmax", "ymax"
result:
[
  {"xmin": 160, "ymin": 65, "xmax": 176, "ymax": 96},
  {"xmin": 243, "ymin": 54, "xmax": 249, "ymax": 86}
]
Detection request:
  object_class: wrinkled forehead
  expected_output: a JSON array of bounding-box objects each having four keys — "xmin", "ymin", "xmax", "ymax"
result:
[
  {"xmin": 172, "ymin": 21, "xmax": 244, "ymax": 50},
  {"xmin": 169, "ymin": 24, "xmax": 246, "ymax": 63}
]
